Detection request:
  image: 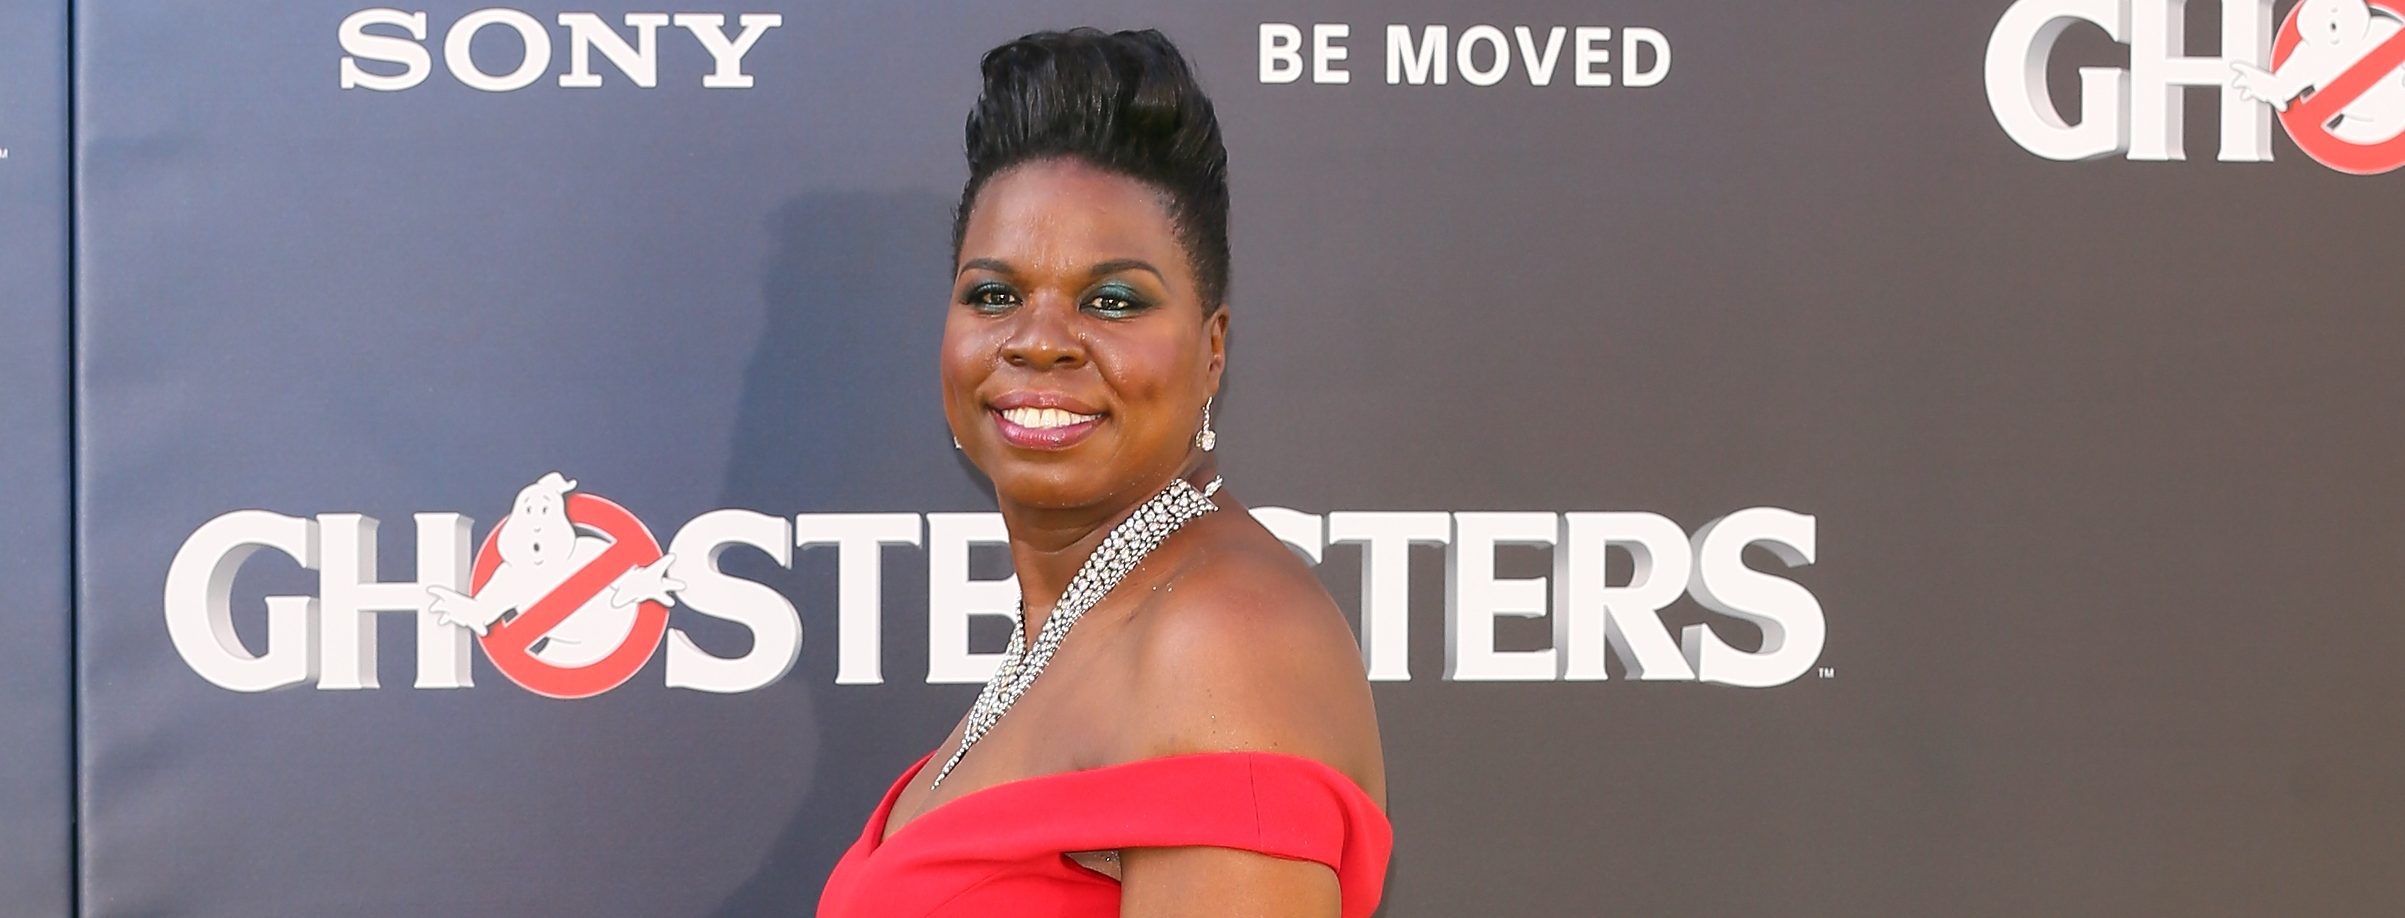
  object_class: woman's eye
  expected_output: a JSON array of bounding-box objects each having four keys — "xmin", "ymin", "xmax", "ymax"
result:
[
  {"xmin": 963, "ymin": 285, "xmax": 1017, "ymax": 311},
  {"xmin": 1084, "ymin": 288, "xmax": 1149, "ymax": 315}
]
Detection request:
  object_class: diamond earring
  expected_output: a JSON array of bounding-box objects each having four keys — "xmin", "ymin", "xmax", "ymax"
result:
[{"xmin": 1194, "ymin": 397, "xmax": 1217, "ymax": 452}]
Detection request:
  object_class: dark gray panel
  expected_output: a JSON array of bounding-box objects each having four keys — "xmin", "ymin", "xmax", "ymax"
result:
[{"xmin": 1, "ymin": 2, "xmax": 74, "ymax": 916}]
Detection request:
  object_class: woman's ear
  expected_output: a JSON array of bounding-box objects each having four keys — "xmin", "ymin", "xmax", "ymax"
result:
[{"xmin": 1205, "ymin": 306, "xmax": 1229, "ymax": 393}]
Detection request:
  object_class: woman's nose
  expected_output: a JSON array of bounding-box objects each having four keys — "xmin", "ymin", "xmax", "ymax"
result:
[{"xmin": 1000, "ymin": 298, "xmax": 1088, "ymax": 370}]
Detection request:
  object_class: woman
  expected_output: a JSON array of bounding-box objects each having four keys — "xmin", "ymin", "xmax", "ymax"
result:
[{"xmin": 815, "ymin": 27, "xmax": 1391, "ymax": 918}]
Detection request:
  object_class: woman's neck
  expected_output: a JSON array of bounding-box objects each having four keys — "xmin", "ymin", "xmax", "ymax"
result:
[{"xmin": 998, "ymin": 456, "xmax": 1217, "ymax": 642}]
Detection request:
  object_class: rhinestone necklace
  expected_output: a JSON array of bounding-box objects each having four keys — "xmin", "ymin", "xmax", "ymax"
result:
[{"xmin": 928, "ymin": 474, "xmax": 1224, "ymax": 790}]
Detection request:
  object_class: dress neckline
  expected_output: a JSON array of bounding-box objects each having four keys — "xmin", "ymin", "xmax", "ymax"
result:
[{"xmin": 867, "ymin": 748, "xmax": 1382, "ymax": 854}]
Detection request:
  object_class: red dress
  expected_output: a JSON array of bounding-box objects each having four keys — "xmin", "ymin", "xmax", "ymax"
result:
[{"xmin": 817, "ymin": 749, "xmax": 1393, "ymax": 917}]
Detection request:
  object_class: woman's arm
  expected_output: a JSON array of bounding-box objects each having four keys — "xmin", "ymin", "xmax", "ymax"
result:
[
  {"xmin": 1111, "ymin": 546, "xmax": 1386, "ymax": 917},
  {"xmin": 1121, "ymin": 847, "xmax": 1343, "ymax": 917}
]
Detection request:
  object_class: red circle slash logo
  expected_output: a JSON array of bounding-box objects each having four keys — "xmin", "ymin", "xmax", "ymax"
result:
[
  {"xmin": 465, "ymin": 491, "xmax": 675, "ymax": 699},
  {"xmin": 2272, "ymin": 0, "xmax": 2405, "ymax": 174}
]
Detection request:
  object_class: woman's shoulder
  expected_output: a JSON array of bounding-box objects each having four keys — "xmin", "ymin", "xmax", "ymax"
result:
[{"xmin": 1113, "ymin": 509, "xmax": 1386, "ymax": 802}]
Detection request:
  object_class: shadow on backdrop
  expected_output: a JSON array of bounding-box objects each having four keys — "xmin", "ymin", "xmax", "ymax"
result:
[{"xmin": 707, "ymin": 189, "xmax": 985, "ymax": 915}]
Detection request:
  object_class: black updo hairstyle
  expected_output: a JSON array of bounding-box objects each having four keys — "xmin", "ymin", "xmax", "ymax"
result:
[{"xmin": 953, "ymin": 28, "xmax": 1231, "ymax": 312}]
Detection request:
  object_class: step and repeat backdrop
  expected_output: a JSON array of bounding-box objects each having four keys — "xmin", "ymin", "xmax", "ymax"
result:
[
  {"xmin": 38, "ymin": 0, "xmax": 2405, "ymax": 915},
  {"xmin": 1, "ymin": 2, "xmax": 72, "ymax": 916}
]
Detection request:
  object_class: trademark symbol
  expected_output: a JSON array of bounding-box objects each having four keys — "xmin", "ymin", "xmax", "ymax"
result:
[{"xmin": 1817, "ymin": 666, "xmax": 1836, "ymax": 679}]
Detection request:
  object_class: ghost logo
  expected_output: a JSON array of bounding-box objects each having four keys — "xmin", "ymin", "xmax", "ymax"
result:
[
  {"xmin": 426, "ymin": 473, "xmax": 685, "ymax": 698},
  {"xmin": 2230, "ymin": 0, "xmax": 2405, "ymax": 173}
]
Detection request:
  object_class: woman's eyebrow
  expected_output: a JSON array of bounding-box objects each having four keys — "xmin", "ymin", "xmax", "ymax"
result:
[
  {"xmin": 956, "ymin": 257, "xmax": 1015, "ymax": 278},
  {"xmin": 1087, "ymin": 259, "xmax": 1165, "ymax": 283}
]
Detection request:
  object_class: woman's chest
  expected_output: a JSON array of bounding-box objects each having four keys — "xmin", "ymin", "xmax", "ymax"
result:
[{"xmin": 880, "ymin": 645, "xmax": 1140, "ymax": 844}]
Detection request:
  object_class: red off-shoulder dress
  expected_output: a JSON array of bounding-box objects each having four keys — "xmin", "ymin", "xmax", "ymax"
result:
[{"xmin": 816, "ymin": 749, "xmax": 1392, "ymax": 917}]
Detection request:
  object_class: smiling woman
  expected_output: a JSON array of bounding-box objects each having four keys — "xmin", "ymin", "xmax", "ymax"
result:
[{"xmin": 813, "ymin": 27, "xmax": 1392, "ymax": 918}]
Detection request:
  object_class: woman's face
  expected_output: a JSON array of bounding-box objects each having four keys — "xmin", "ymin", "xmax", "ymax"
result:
[{"xmin": 943, "ymin": 157, "xmax": 1226, "ymax": 512}]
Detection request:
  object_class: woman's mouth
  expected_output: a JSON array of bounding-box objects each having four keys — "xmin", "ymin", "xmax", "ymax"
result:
[{"xmin": 991, "ymin": 405, "xmax": 1104, "ymax": 449}]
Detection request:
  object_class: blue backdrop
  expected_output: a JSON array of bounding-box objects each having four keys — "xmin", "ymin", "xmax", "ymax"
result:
[{"xmin": 36, "ymin": 1, "xmax": 2405, "ymax": 915}]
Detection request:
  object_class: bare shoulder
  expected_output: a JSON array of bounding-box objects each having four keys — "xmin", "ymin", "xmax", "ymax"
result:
[{"xmin": 1118, "ymin": 507, "xmax": 1386, "ymax": 802}]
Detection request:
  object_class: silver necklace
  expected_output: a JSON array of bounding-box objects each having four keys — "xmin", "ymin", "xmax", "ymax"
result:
[{"xmin": 928, "ymin": 474, "xmax": 1224, "ymax": 790}]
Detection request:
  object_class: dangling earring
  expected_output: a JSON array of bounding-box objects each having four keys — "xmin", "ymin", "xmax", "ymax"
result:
[
  {"xmin": 1194, "ymin": 397, "xmax": 1217, "ymax": 452},
  {"xmin": 953, "ymin": 436, "xmax": 963, "ymax": 450}
]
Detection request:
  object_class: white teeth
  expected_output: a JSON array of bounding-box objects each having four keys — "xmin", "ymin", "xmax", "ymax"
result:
[{"xmin": 1002, "ymin": 406, "xmax": 1097, "ymax": 429}]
